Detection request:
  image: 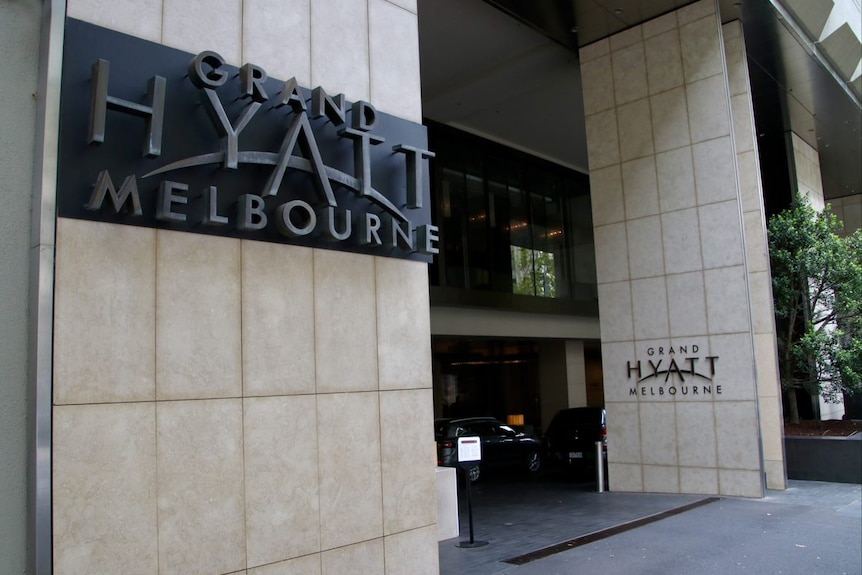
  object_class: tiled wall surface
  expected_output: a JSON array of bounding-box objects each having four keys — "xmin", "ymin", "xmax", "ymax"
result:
[
  {"xmin": 724, "ymin": 21, "xmax": 786, "ymax": 490},
  {"xmin": 54, "ymin": 2, "xmax": 435, "ymax": 574},
  {"xmin": 53, "ymin": 221, "xmax": 438, "ymax": 575},
  {"xmin": 581, "ymin": 0, "xmax": 774, "ymax": 497},
  {"xmin": 831, "ymin": 194, "xmax": 862, "ymax": 236}
]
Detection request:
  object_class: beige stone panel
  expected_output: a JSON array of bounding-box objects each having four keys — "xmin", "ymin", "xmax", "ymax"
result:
[
  {"xmin": 590, "ymin": 165, "xmax": 625, "ymax": 226},
  {"xmin": 731, "ymin": 94, "xmax": 755, "ymax": 153},
  {"xmin": 608, "ymin": 462, "xmax": 643, "ymax": 492},
  {"xmin": 580, "ymin": 38, "xmax": 609, "ymax": 64},
  {"xmin": 692, "ymin": 137, "xmax": 737, "ymax": 206},
  {"xmin": 764, "ymin": 459, "xmax": 787, "ymax": 490},
  {"xmin": 53, "ymin": 403, "xmax": 157, "ymax": 575},
  {"xmin": 699, "ymin": 201, "xmax": 745, "ymax": 269},
  {"xmin": 704, "ymin": 266, "xmax": 751, "ymax": 334},
  {"xmin": 612, "ymin": 42, "xmax": 648, "ymax": 106},
  {"xmin": 640, "ymin": 403, "xmax": 677, "ymax": 466},
  {"xmin": 598, "ymin": 281, "xmax": 634, "ymax": 343},
  {"xmin": 709, "ymin": 333, "xmax": 756, "ymax": 401},
  {"xmin": 163, "ymin": 0, "xmax": 242, "ymax": 64},
  {"xmin": 67, "ymin": 0, "xmax": 161, "ymax": 42},
  {"xmin": 54, "ymin": 219, "xmax": 156, "ymax": 404},
  {"xmin": 622, "ymin": 157, "xmax": 660, "ymax": 220},
  {"xmin": 376, "ymin": 259, "xmax": 432, "ymax": 390},
  {"xmin": 758, "ymin": 396, "xmax": 784, "ymax": 462},
  {"xmin": 677, "ymin": 0, "xmax": 714, "ymax": 26},
  {"xmin": 321, "ymin": 538, "xmax": 384, "ymax": 575},
  {"xmin": 679, "ymin": 15, "xmax": 722, "ymax": 84},
  {"xmin": 631, "ymin": 277, "xmax": 670, "ymax": 341},
  {"xmin": 680, "ymin": 466, "xmax": 718, "ymax": 494},
  {"xmin": 594, "ymin": 223, "xmax": 630, "ymax": 284},
  {"xmin": 242, "ymin": 242, "xmax": 315, "ymax": 396},
  {"xmin": 385, "ymin": 0, "xmax": 416, "ymax": 12},
  {"xmin": 380, "ymin": 389, "xmax": 436, "ymax": 534},
  {"xmin": 311, "ymin": 0, "xmax": 370, "ymax": 103},
  {"xmin": 249, "ymin": 554, "xmax": 321, "ymax": 575},
  {"xmin": 661, "ymin": 208, "xmax": 703, "ymax": 275},
  {"xmin": 714, "ymin": 401, "xmax": 761, "ymax": 471},
  {"xmin": 243, "ymin": 0, "xmax": 311, "ymax": 87},
  {"xmin": 645, "ymin": 29, "xmax": 684, "ymax": 95},
  {"xmin": 754, "ymin": 334, "xmax": 782, "ymax": 398},
  {"xmin": 244, "ymin": 396, "xmax": 320, "ymax": 568},
  {"xmin": 643, "ymin": 11, "xmax": 677, "ymax": 39},
  {"xmin": 723, "ymin": 23, "xmax": 748, "ymax": 98},
  {"xmin": 580, "ymin": 55, "xmax": 615, "ymax": 116},
  {"xmin": 610, "ymin": 25, "xmax": 643, "ymax": 51},
  {"xmin": 748, "ymin": 271, "xmax": 776, "ymax": 335},
  {"xmin": 318, "ymin": 393, "xmax": 383, "ymax": 549},
  {"xmin": 618, "ymin": 98, "xmax": 655, "ymax": 162},
  {"xmin": 719, "ymin": 469, "xmax": 762, "ymax": 497},
  {"xmin": 686, "ymin": 75, "xmax": 730, "ymax": 144},
  {"xmin": 737, "ymin": 150, "xmax": 762, "ymax": 213},
  {"xmin": 370, "ymin": 0, "xmax": 421, "ymax": 122},
  {"xmin": 676, "ymin": 403, "xmax": 717, "ymax": 467},
  {"xmin": 626, "ymin": 216, "xmax": 664, "ymax": 279},
  {"xmin": 839, "ymin": 195, "xmax": 862, "ymax": 233},
  {"xmin": 650, "ymin": 88, "xmax": 691, "ymax": 154},
  {"xmin": 655, "ymin": 146, "xmax": 696, "ymax": 212},
  {"xmin": 601, "ymin": 342, "xmax": 636, "ymax": 403},
  {"xmin": 606, "ymin": 402, "xmax": 641, "ymax": 464},
  {"xmin": 157, "ymin": 399, "xmax": 245, "ymax": 575},
  {"xmin": 156, "ymin": 231, "xmax": 242, "ymax": 400},
  {"xmin": 643, "ymin": 465, "xmax": 680, "ymax": 493},
  {"xmin": 384, "ymin": 526, "xmax": 439, "ymax": 575},
  {"xmin": 667, "ymin": 271, "xmax": 708, "ymax": 337},
  {"xmin": 585, "ymin": 109, "xmax": 620, "ymax": 170},
  {"xmin": 743, "ymin": 211, "xmax": 769, "ymax": 273},
  {"xmin": 314, "ymin": 250, "xmax": 378, "ymax": 393}
]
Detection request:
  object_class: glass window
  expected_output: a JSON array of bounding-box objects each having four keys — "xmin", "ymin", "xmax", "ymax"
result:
[{"xmin": 427, "ymin": 123, "xmax": 597, "ymax": 309}]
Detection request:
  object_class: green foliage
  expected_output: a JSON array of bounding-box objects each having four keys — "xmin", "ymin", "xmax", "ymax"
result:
[
  {"xmin": 511, "ymin": 246, "xmax": 556, "ymax": 297},
  {"xmin": 768, "ymin": 196, "xmax": 862, "ymax": 417}
]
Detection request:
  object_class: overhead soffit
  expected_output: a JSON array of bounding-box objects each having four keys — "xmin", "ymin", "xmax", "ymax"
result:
[{"xmin": 417, "ymin": 0, "xmax": 860, "ymax": 200}]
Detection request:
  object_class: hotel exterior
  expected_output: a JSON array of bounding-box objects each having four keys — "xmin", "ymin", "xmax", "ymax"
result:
[{"xmin": 1, "ymin": 0, "xmax": 859, "ymax": 573}]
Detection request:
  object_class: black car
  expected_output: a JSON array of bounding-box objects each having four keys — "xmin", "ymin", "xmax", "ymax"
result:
[
  {"xmin": 544, "ymin": 407, "xmax": 607, "ymax": 475},
  {"xmin": 435, "ymin": 417, "xmax": 542, "ymax": 482}
]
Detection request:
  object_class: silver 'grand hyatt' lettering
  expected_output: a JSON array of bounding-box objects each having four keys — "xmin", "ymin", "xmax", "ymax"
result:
[
  {"xmin": 84, "ymin": 50, "xmax": 438, "ymax": 256},
  {"xmin": 625, "ymin": 342, "xmax": 722, "ymax": 397}
]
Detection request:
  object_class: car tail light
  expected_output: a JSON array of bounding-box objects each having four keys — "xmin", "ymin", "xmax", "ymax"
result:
[{"xmin": 601, "ymin": 427, "xmax": 608, "ymax": 448}]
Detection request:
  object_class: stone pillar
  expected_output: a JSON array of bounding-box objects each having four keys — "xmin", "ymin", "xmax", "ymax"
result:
[
  {"xmin": 581, "ymin": 0, "xmax": 781, "ymax": 497},
  {"xmin": 50, "ymin": 2, "xmax": 439, "ymax": 575}
]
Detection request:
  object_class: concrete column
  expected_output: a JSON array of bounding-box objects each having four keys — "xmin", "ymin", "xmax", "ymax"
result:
[
  {"xmin": 50, "ymin": 1, "xmax": 438, "ymax": 574},
  {"xmin": 581, "ymin": 0, "xmax": 780, "ymax": 497}
]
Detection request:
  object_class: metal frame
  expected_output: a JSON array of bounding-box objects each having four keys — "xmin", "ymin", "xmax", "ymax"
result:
[{"xmin": 29, "ymin": 1, "xmax": 65, "ymax": 573}]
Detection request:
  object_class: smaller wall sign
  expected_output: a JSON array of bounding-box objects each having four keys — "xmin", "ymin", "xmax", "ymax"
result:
[{"xmin": 625, "ymin": 342, "xmax": 721, "ymax": 398}]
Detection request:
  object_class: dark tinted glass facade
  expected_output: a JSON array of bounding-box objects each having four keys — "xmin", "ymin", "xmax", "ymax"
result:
[{"xmin": 428, "ymin": 123, "xmax": 598, "ymax": 316}]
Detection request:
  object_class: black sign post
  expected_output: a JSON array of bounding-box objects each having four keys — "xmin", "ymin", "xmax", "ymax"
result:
[{"xmin": 456, "ymin": 437, "xmax": 488, "ymax": 548}]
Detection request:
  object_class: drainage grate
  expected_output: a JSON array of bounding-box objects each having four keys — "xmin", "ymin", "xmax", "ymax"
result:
[{"xmin": 502, "ymin": 497, "xmax": 721, "ymax": 565}]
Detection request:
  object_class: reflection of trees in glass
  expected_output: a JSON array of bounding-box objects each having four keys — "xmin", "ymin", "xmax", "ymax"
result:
[{"xmin": 511, "ymin": 246, "xmax": 556, "ymax": 297}]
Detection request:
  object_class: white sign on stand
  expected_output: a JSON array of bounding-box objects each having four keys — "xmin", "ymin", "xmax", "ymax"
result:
[{"xmin": 457, "ymin": 437, "xmax": 482, "ymax": 464}]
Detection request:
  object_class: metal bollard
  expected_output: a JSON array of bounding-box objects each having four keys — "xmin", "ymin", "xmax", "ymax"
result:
[{"xmin": 595, "ymin": 441, "xmax": 604, "ymax": 493}]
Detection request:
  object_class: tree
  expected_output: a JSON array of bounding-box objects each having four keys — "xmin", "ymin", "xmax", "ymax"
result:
[{"xmin": 768, "ymin": 196, "xmax": 862, "ymax": 424}]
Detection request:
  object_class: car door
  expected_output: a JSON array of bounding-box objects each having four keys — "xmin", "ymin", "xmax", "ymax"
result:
[{"xmin": 470, "ymin": 421, "xmax": 504, "ymax": 469}]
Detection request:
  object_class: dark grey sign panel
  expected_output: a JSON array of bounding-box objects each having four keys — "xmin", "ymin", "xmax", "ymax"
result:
[{"xmin": 59, "ymin": 18, "xmax": 437, "ymax": 261}]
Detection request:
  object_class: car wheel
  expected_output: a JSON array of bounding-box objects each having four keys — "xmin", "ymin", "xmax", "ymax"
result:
[
  {"xmin": 467, "ymin": 465, "xmax": 481, "ymax": 482},
  {"xmin": 526, "ymin": 451, "xmax": 541, "ymax": 473}
]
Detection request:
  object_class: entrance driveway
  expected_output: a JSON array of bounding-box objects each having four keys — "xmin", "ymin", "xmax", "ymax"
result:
[{"xmin": 439, "ymin": 475, "xmax": 862, "ymax": 575}]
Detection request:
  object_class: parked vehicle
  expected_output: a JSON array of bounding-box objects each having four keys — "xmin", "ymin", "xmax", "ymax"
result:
[
  {"xmin": 544, "ymin": 407, "xmax": 607, "ymax": 475},
  {"xmin": 435, "ymin": 417, "xmax": 541, "ymax": 482}
]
